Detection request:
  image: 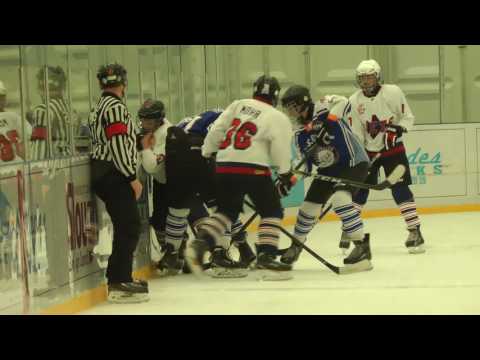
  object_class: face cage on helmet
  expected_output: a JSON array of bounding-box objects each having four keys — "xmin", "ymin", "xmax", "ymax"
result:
[
  {"xmin": 139, "ymin": 116, "xmax": 164, "ymax": 133},
  {"xmin": 356, "ymin": 72, "xmax": 381, "ymax": 93}
]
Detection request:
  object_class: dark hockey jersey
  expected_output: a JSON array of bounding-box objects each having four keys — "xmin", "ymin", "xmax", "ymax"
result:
[{"xmin": 294, "ymin": 102, "xmax": 369, "ymax": 177}]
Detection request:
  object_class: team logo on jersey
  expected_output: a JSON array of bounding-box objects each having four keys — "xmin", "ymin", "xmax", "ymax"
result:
[
  {"xmin": 366, "ymin": 115, "xmax": 388, "ymax": 138},
  {"xmin": 357, "ymin": 103, "xmax": 366, "ymax": 115},
  {"xmin": 313, "ymin": 145, "xmax": 339, "ymax": 168}
]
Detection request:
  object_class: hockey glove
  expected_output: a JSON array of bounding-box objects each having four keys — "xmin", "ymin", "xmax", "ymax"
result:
[
  {"xmin": 384, "ymin": 124, "xmax": 406, "ymax": 151},
  {"xmin": 275, "ymin": 171, "xmax": 298, "ymax": 198}
]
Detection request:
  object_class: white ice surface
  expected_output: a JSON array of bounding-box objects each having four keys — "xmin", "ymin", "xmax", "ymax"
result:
[{"xmin": 80, "ymin": 212, "xmax": 480, "ymax": 315}]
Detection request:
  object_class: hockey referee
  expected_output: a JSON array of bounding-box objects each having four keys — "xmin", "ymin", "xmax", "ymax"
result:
[{"xmin": 88, "ymin": 63, "xmax": 148, "ymax": 303}]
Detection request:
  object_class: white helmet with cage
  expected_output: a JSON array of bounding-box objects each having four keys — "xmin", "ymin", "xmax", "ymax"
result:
[{"xmin": 356, "ymin": 59, "xmax": 382, "ymax": 95}]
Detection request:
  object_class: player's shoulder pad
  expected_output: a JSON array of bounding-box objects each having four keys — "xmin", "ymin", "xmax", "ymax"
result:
[{"xmin": 382, "ymin": 84, "xmax": 404, "ymax": 96}]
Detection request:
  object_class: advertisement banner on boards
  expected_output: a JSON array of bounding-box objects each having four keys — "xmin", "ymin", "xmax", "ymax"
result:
[{"xmin": 368, "ymin": 128, "xmax": 467, "ymax": 201}]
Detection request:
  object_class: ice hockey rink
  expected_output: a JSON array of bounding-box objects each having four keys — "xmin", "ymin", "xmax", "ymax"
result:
[{"xmin": 79, "ymin": 211, "xmax": 480, "ymax": 315}]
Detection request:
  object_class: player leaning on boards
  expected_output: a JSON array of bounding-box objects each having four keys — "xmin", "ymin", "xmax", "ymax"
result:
[
  {"xmin": 347, "ymin": 59, "xmax": 425, "ymax": 254},
  {"xmin": 184, "ymin": 75, "xmax": 296, "ymax": 278},
  {"xmin": 89, "ymin": 63, "xmax": 148, "ymax": 304},
  {"xmin": 279, "ymin": 86, "xmax": 373, "ymax": 273}
]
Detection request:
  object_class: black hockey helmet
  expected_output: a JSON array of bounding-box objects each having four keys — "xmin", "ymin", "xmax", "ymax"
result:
[
  {"xmin": 252, "ymin": 75, "xmax": 281, "ymax": 107},
  {"xmin": 97, "ymin": 63, "xmax": 127, "ymax": 88},
  {"xmin": 281, "ymin": 85, "xmax": 314, "ymax": 125},
  {"xmin": 37, "ymin": 65, "xmax": 67, "ymax": 92},
  {"xmin": 138, "ymin": 99, "xmax": 166, "ymax": 132}
]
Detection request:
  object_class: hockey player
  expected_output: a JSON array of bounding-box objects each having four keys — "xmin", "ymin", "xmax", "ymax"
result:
[
  {"xmin": 177, "ymin": 110, "xmax": 256, "ymax": 268},
  {"xmin": 0, "ymin": 80, "xmax": 29, "ymax": 162},
  {"xmin": 279, "ymin": 85, "xmax": 373, "ymax": 271},
  {"xmin": 347, "ymin": 59, "xmax": 425, "ymax": 254},
  {"xmin": 30, "ymin": 66, "xmax": 72, "ymax": 160},
  {"xmin": 185, "ymin": 75, "xmax": 296, "ymax": 277}
]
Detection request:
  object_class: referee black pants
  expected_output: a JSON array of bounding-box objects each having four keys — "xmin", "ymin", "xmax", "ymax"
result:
[{"xmin": 91, "ymin": 163, "xmax": 141, "ymax": 284}]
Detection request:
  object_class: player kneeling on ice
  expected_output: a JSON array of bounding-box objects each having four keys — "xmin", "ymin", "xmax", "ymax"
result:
[
  {"xmin": 184, "ymin": 75, "xmax": 296, "ymax": 279},
  {"xmin": 280, "ymin": 85, "xmax": 373, "ymax": 272}
]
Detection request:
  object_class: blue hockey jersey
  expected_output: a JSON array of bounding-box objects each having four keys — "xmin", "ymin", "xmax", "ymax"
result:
[
  {"xmin": 177, "ymin": 110, "xmax": 222, "ymax": 138},
  {"xmin": 294, "ymin": 101, "xmax": 368, "ymax": 177}
]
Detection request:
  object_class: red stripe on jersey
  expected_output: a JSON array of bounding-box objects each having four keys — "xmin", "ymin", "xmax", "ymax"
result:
[
  {"xmin": 31, "ymin": 126, "xmax": 47, "ymax": 140},
  {"xmin": 106, "ymin": 122, "xmax": 128, "ymax": 140},
  {"xmin": 368, "ymin": 144, "xmax": 406, "ymax": 158},
  {"xmin": 216, "ymin": 166, "xmax": 272, "ymax": 176}
]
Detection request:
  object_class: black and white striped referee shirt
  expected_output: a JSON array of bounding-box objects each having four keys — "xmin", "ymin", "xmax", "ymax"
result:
[
  {"xmin": 88, "ymin": 92, "xmax": 137, "ymax": 181},
  {"xmin": 30, "ymin": 97, "xmax": 71, "ymax": 160}
]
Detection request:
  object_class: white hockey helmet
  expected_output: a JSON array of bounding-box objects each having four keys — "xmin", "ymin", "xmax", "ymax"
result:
[{"xmin": 356, "ymin": 59, "xmax": 382, "ymax": 95}]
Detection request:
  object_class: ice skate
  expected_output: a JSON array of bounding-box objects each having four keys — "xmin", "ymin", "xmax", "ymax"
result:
[
  {"xmin": 342, "ymin": 233, "xmax": 373, "ymax": 274},
  {"xmin": 157, "ymin": 243, "xmax": 184, "ymax": 276},
  {"xmin": 280, "ymin": 242, "xmax": 303, "ymax": 265},
  {"xmin": 208, "ymin": 247, "xmax": 248, "ymax": 278},
  {"xmin": 255, "ymin": 252, "xmax": 293, "ymax": 281},
  {"xmin": 107, "ymin": 282, "xmax": 149, "ymax": 304},
  {"xmin": 405, "ymin": 226, "xmax": 426, "ymax": 254},
  {"xmin": 232, "ymin": 231, "xmax": 256, "ymax": 268}
]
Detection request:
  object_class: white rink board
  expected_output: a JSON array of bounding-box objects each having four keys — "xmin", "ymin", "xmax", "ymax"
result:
[{"xmin": 368, "ymin": 128, "xmax": 467, "ymax": 200}]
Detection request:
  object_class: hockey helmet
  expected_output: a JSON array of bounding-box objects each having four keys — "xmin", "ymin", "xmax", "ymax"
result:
[
  {"xmin": 281, "ymin": 85, "xmax": 313, "ymax": 123},
  {"xmin": 356, "ymin": 59, "xmax": 382, "ymax": 96},
  {"xmin": 253, "ymin": 75, "xmax": 281, "ymax": 107},
  {"xmin": 138, "ymin": 98, "xmax": 166, "ymax": 132},
  {"xmin": 97, "ymin": 63, "xmax": 127, "ymax": 88}
]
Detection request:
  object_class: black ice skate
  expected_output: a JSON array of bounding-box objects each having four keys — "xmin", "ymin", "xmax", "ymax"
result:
[
  {"xmin": 157, "ymin": 243, "xmax": 184, "ymax": 276},
  {"xmin": 133, "ymin": 278, "xmax": 149, "ymax": 290},
  {"xmin": 280, "ymin": 242, "xmax": 303, "ymax": 265},
  {"xmin": 108, "ymin": 282, "xmax": 149, "ymax": 304},
  {"xmin": 342, "ymin": 233, "xmax": 373, "ymax": 273},
  {"xmin": 209, "ymin": 247, "xmax": 248, "ymax": 278},
  {"xmin": 255, "ymin": 252, "xmax": 293, "ymax": 281},
  {"xmin": 232, "ymin": 231, "xmax": 256, "ymax": 268},
  {"xmin": 405, "ymin": 226, "xmax": 426, "ymax": 254}
]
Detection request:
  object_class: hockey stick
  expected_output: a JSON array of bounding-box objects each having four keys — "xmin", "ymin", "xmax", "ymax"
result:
[
  {"xmin": 293, "ymin": 164, "xmax": 406, "ymax": 191},
  {"xmin": 276, "ymin": 203, "xmax": 332, "ymax": 256},
  {"xmin": 243, "ymin": 199, "xmax": 340, "ymax": 275},
  {"xmin": 236, "ymin": 145, "xmax": 320, "ymax": 234}
]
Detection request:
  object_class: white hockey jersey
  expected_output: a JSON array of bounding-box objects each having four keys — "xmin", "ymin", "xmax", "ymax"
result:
[
  {"xmin": 0, "ymin": 111, "xmax": 30, "ymax": 163},
  {"xmin": 348, "ymin": 84, "xmax": 415, "ymax": 152},
  {"xmin": 202, "ymin": 98, "xmax": 293, "ymax": 175},
  {"xmin": 138, "ymin": 119, "xmax": 173, "ymax": 184},
  {"xmin": 316, "ymin": 94, "xmax": 350, "ymax": 120}
]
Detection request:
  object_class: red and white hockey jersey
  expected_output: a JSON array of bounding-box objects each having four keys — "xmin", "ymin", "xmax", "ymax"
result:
[
  {"xmin": 0, "ymin": 111, "xmax": 30, "ymax": 163},
  {"xmin": 138, "ymin": 119, "xmax": 172, "ymax": 184},
  {"xmin": 202, "ymin": 98, "xmax": 293, "ymax": 175},
  {"xmin": 348, "ymin": 84, "xmax": 415, "ymax": 153}
]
